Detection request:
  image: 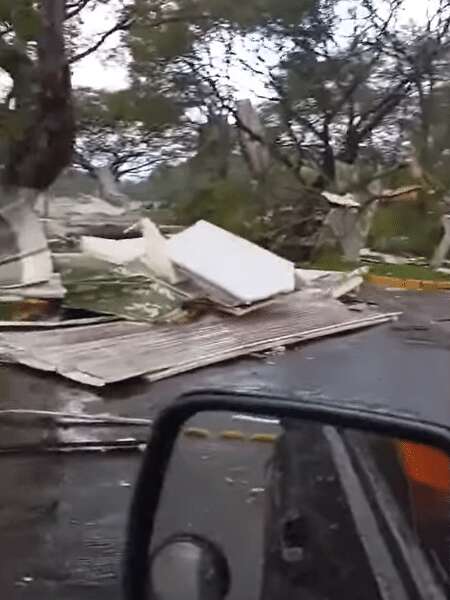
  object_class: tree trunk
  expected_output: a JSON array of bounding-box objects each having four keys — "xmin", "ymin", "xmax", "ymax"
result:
[
  {"xmin": 1, "ymin": 0, "xmax": 74, "ymax": 191},
  {"xmin": 95, "ymin": 166, "xmax": 129, "ymax": 206},
  {"xmin": 237, "ymin": 99, "xmax": 271, "ymax": 181},
  {"xmin": 315, "ymin": 179, "xmax": 382, "ymax": 263},
  {"xmin": 339, "ymin": 211, "xmax": 369, "ymax": 262},
  {"xmin": 0, "ymin": 1, "xmax": 74, "ymax": 284},
  {"xmin": 431, "ymin": 215, "xmax": 450, "ymax": 269},
  {"xmin": 93, "ymin": 166, "xmax": 141, "ymax": 212},
  {"xmin": 325, "ymin": 202, "xmax": 379, "ymax": 262},
  {"xmin": 0, "ymin": 187, "xmax": 51, "ymax": 286}
]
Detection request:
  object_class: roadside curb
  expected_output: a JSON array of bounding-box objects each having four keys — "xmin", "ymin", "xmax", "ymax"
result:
[{"xmin": 366, "ymin": 274, "xmax": 450, "ymax": 291}]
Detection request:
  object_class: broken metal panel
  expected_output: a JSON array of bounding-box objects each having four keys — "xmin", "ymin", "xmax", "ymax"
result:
[
  {"xmin": 58, "ymin": 253, "xmax": 186, "ymax": 323},
  {"xmin": 125, "ymin": 218, "xmax": 180, "ymax": 284},
  {"xmin": 185, "ymin": 295, "xmax": 280, "ymax": 317},
  {"xmin": 380, "ymin": 186, "xmax": 422, "ymax": 201},
  {"xmin": 359, "ymin": 250, "xmax": 428, "ymax": 266},
  {"xmin": 0, "ymin": 274, "xmax": 66, "ymax": 301},
  {"xmin": 35, "ymin": 193, "xmax": 143, "ymax": 250},
  {"xmin": 81, "ymin": 220, "xmax": 180, "ymax": 284},
  {"xmin": 0, "ymin": 198, "xmax": 52, "ymax": 287},
  {"xmin": 0, "ymin": 293, "xmax": 399, "ymax": 387},
  {"xmin": 0, "ymin": 316, "xmax": 118, "ymax": 329},
  {"xmin": 322, "ymin": 191, "xmax": 361, "ymax": 209},
  {"xmin": 167, "ymin": 220, "xmax": 296, "ymax": 305},
  {"xmin": 80, "ymin": 236, "xmax": 146, "ymax": 265},
  {"xmin": 144, "ymin": 313, "xmax": 396, "ymax": 383},
  {"xmin": 295, "ymin": 268, "xmax": 368, "ymax": 299},
  {"xmin": 64, "ymin": 273, "xmax": 185, "ymax": 323}
]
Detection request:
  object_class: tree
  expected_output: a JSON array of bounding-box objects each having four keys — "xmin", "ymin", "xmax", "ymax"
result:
[
  {"xmin": 72, "ymin": 86, "xmax": 196, "ymax": 203},
  {"xmin": 0, "ymin": 1, "xmax": 134, "ymax": 283},
  {"xmin": 63, "ymin": 0, "xmax": 229, "ymax": 205},
  {"xmin": 0, "ymin": 1, "xmax": 203, "ymax": 198},
  {"xmin": 142, "ymin": 0, "xmax": 449, "ymax": 260},
  {"xmin": 0, "ymin": 1, "xmax": 74, "ymax": 196},
  {"xmin": 399, "ymin": 28, "xmax": 450, "ymax": 266},
  {"xmin": 422, "ymin": 74, "xmax": 450, "ymax": 267},
  {"xmin": 253, "ymin": 0, "xmax": 449, "ymax": 261},
  {"xmin": 0, "ymin": 1, "xmax": 136, "ymax": 198}
]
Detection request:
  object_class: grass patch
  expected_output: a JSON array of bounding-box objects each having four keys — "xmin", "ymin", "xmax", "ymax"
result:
[
  {"xmin": 307, "ymin": 251, "xmax": 450, "ymax": 282},
  {"xmin": 369, "ymin": 263, "xmax": 450, "ymax": 281},
  {"xmin": 369, "ymin": 203, "xmax": 442, "ymax": 258},
  {"xmin": 308, "ymin": 254, "xmax": 360, "ymax": 272}
]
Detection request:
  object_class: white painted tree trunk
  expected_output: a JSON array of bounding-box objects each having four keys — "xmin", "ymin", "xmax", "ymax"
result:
[
  {"xmin": 0, "ymin": 187, "xmax": 52, "ymax": 286},
  {"xmin": 314, "ymin": 164, "xmax": 385, "ymax": 262},
  {"xmin": 94, "ymin": 166, "xmax": 142, "ymax": 212},
  {"xmin": 319, "ymin": 189, "xmax": 380, "ymax": 262},
  {"xmin": 95, "ymin": 167, "xmax": 128, "ymax": 206},
  {"xmin": 431, "ymin": 214, "xmax": 450, "ymax": 269},
  {"xmin": 236, "ymin": 99, "xmax": 271, "ymax": 180}
]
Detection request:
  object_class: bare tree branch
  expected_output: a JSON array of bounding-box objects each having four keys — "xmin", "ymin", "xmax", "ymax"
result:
[
  {"xmin": 73, "ymin": 150, "xmax": 97, "ymax": 177},
  {"xmin": 116, "ymin": 159, "xmax": 161, "ymax": 178},
  {"xmin": 70, "ymin": 12, "xmax": 133, "ymax": 63},
  {"xmin": 70, "ymin": 10, "xmax": 210, "ymax": 64},
  {"xmin": 65, "ymin": 0, "xmax": 93, "ymax": 21}
]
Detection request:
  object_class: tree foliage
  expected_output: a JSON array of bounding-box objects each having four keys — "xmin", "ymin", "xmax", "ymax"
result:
[
  {"xmin": 0, "ymin": 0, "xmax": 199, "ymax": 192},
  {"xmin": 74, "ymin": 86, "xmax": 195, "ymax": 181},
  {"xmin": 233, "ymin": 0, "xmax": 449, "ymax": 190},
  {"xmin": 120, "ymin": 0, "xmax": 448, "ymax": 259},
  {"xmin": 0, "ymin": 1, "xmax": 75, "ymax": 190},
  {"xmin": 0, "ymin": 0, "xmax": 448, "ymax": 241},
  {"xmin": 0, "ymin": 0, "xmax": 136, "ymax": 191}
]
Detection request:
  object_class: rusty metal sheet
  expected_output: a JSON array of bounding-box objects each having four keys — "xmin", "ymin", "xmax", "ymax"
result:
[{"xmin": 0, "ymin": 293, "xmax": 398, "ymax": 387}]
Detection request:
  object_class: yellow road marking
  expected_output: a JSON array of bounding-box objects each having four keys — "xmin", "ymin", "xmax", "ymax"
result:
[
  {"xmin": 183, "ymin": 427, "xmax": 211, "ymax": 439},
  {"xmin": 249, "ymin": 433, "xmax": 279, "ymax": 443},
  {"xmin": 182, "ymin": 429, "xmax": 279, "ymax": 444},
  {"xmin": 219, "ymin": 430, "xmax": 246, "ymax": 441}
]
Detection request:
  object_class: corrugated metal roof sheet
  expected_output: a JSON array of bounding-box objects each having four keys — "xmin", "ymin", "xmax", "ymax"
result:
[{"xmin": 0, "ymin": 293, "xmax": 398, "ymax": 387}]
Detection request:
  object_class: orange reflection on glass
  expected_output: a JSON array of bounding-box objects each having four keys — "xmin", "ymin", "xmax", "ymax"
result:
[{"xmin": 397, "ymin": 441, "xmax": 450, "ymax": 493}]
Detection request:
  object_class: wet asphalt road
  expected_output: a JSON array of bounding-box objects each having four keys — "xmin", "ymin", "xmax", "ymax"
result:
[
  {"xmin": 0, "ymin": 423, "xmax": 274, "ymax": 600},
  {"xmin": 0, "ymin": 289, "xmax": 449, "ymax": 599}
]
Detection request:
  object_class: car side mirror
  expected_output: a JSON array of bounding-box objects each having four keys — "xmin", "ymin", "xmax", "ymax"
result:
[{"xmin": 123, "ymin": 390, "xmax": 449, "ymax": 600}]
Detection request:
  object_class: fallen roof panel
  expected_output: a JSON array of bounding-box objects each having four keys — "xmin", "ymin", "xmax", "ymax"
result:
[
  {"xmin": 167, "ymin": 220, "xmax": 296, "ymax": 304},
  {"xmin": 0, "ymin": 293, "xmax": 398, "ymax": 387}
]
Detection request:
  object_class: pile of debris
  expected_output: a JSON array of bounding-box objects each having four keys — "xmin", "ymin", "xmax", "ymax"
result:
[
  {"xmin": 59, "ymin": 220, "xmax": 373, "ymax": 320},
  {"xmin": 34, "ymin": 192, "xmax": 142, "ymax": 247},
  {"xmin": 0, "ymin": 293, "xmax": 395, "ymax": 387},
  {"xmin": 0, "ymin": 199, "xmax": 399, "ymax": 387},
  {"xmin": 360, "ymin": 249, "xmax": 429, "ymax": 266}
]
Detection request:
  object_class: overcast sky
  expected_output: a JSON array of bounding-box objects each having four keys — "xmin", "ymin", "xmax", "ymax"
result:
[{"xmin": 73, "ymin": 0, "xmax": 439, "ymax": 93}]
